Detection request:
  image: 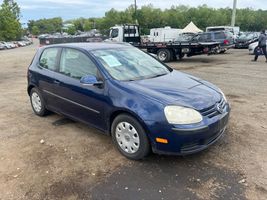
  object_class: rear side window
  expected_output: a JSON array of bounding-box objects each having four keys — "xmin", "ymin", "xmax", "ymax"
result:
[
  {"xmin": 39, "ymin": 48, "xmax": 61, "ymax": 71},
  {"xmin": 124, "ymin": 28, "xmax": 136, "ymax": 34},
  {"xmin": 59, "ymin": 48, "xmax": 98, "ymax": 79},
  {"xmin": 214, "ymin": 32, "xmax": 226, "ymax": 39},
  {"xmin": 198, "ymin": 33, "xmax": 212, "ymax": 41}
]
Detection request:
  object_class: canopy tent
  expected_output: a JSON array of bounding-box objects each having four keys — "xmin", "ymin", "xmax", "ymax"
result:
[{"xmin": 182, "ymin": 22, "xmax": 203, "ymax": 33}]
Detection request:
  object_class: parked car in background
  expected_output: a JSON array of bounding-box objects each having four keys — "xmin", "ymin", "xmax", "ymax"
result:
[
  {"xmin": 235, "ymin": 32, "xmax": 259, "ymax": 49},
  {"xmin": 206, "ymin": 26, "xmax": 240, "ymax": 40},
  {"xmin": 6, "ymin": 42, "xmax": 16, "ymax": 49},
  {"xmin": 0, "ymin": 43, "xmax": 6, "ymax": 50},
  {"xmin": 0, "ymin": 36, "xmax": 32, "ymax": 51},
  {"xmin": 15, "ymin": 41, "xmax": 26, "ymax": 47},
  {"xmin": 27, "ymin": 43, "xmax": 230, "ymax": 159},
  {"xmin": 248, "ymin": 41, "xmax": 267, "ymax": 55},
  {"xmin": 0, "ymin": 42, "xmax": 12, "ymax": 49},
  {"xmin": 194, "ymin": 31, "xmax": 235, "ymax": 53}
]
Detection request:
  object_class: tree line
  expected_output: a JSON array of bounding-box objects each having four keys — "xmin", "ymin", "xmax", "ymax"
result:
[
  {"xmin": 1, "ymin": 1, "xmax": 267, "ymax": 41},
  {"xmin": 27, "ymin": 5, "xmax": 267, "ymax": 35},
  {"xmin": 0, "ymin": 0, "xmax": 22, "ymax": 41}
]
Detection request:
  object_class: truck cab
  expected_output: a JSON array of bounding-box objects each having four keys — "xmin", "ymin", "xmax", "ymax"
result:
[{"xmin": 108, "ymin": 24, "xmax": 141, "ymax": 44}]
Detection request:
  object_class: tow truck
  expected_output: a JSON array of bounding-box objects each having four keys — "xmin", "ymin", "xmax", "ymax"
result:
[{"xmin": 108, "ymin": 24, "xmax": 220, "ymax": 62}]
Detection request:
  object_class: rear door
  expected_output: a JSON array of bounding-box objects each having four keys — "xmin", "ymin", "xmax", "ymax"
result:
[{"xmin": 52, "ymin": 47, "xmax": 107, "ymax": 130}]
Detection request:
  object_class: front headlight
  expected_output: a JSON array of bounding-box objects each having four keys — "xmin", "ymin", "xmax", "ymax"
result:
[{"xmin": 164, "ymin": 106, "xmax": 203, "ymax": 125}]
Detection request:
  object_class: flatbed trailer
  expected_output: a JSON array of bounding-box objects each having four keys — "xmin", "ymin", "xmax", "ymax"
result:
[{"xmin": 134, "ymin": 41, "xmax": 220, "ymax": 62}]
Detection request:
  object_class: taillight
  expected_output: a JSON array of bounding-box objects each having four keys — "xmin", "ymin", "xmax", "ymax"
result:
[{"xmin": 224, "ymin": 40, "xmax": 229, "ymax": 45}]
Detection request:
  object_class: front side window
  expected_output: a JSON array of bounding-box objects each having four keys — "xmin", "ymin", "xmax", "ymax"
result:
[
  {"xmin": 59, "ymin": 48, "xmax": 98, "ymax": 79},
  {"xmin": 92, "ymin": 47, "xmax": 171, "ymax": 81},
  {"xmin": 39, "ymin": 48, "xmax": 61, "ymax": 71}
]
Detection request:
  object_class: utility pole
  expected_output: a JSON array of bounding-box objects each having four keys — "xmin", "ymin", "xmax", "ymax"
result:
[
  {"xmin": 231, "ymin": 0, "xmax": 237, "ymax": 26},
  {"xmin": 134, "ymin": 0, "xmax": 138, "ymax": 24}
]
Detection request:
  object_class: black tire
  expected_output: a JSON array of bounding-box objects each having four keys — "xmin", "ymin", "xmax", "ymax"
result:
[
  {"xmin": 178, "ymin": 53, "xmax": 185, "ymax": 60},
  {"xmin": 157, "ymin": 49, "xmax": 172, "ymax": 62},
  {"xmin": 111, "ymin": 114, "xmax": 150, "ymax": 160},
  {"xmin": 30, "ymin": 88, "xmax": 48, "ymax": 116}
]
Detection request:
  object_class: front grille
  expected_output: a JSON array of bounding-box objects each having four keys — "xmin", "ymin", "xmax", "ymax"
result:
[{"xmin": 200, "ymin": 98, "xmax": 226, "ymax": 118}]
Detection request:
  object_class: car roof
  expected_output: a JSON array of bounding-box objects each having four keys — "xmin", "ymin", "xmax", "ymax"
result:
[{"xmin": 44, "ymin": 42, "xmax": 132, "ymax": 51}]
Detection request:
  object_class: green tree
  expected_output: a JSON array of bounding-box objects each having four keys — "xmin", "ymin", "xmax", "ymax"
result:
[
  {"xmin": 0, "ymin": 0, "xmax": 22, "ymax": 41},
  {"xmin": 28, "ymin": 17, "xmax": 63, "ymax": 34},
  {"xmin": 66, "ymin": 26, "xmax": 76, "ymax": 35},
  {"xmin": 84, "ymin": 20, "xmax": 92, "ymax": 31},
  {"xmin": 32, "ymin": 26, "xmax": 40, "ymax": 35}
]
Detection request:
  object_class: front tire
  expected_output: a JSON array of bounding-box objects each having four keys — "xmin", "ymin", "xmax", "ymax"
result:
[
  {"xmin": 30, "ymin": 88, "xmax": 48, "ymax": 116},
  {"xmin": 111, "ymin": 114, "xmax": 150, "ymax": 160}
]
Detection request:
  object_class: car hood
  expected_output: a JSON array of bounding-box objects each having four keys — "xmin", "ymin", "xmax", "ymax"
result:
[{"xmin": 123, "ymin": 70, "xmax": 221, "ymax": 111}]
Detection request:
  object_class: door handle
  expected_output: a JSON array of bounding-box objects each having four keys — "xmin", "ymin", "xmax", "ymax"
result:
[{"xmin": 54, "ymin": 80, "xmax": 60, "ymax": 84}]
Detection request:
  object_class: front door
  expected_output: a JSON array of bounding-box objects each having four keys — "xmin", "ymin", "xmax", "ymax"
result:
[{"xmin": 52, "ymin": 48, "xmax": 107, "ymax": 131}]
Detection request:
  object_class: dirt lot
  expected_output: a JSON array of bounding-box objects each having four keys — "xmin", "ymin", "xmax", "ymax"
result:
[{"xmin": 0, "ymin": 41, "xmax": 266, "ymax": 200}]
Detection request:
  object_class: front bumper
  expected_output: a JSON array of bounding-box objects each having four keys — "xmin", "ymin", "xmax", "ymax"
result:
[
  {"xmin": 235, "ymin": 43, "xmax": 249, "ymax": 49},
  {"xmin": 146, "ymin": 104, "xmax": 230, "ymax": 155}
]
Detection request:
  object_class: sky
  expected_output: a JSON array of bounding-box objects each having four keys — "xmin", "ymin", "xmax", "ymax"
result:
[{"xmin": 11, "ymin": 0, "xmax": 267, "ymax": 24}]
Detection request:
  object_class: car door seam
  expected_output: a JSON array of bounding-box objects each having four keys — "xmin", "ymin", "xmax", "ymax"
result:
[{"xmin": 43, "ymin": 89, "xmax": 100, "ymax": 114}]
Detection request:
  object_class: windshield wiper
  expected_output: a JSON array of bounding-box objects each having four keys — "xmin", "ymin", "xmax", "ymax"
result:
[
  {"xmin": 149, "ymin": 73, "xmax": 168, "ymax": 79},
  {"xmin": 125, "ymin": 73, "xmax": 168, "ymax": 82}
]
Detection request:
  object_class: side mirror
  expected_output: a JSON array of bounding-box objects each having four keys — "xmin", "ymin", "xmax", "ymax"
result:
[{"xmin": 80, "ymin": 75, "xmax": 103, "ymax": 87}]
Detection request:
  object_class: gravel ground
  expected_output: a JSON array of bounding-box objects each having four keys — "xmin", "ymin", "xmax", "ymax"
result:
[{"xmin": 0, "ymin": 41, "xmax": 266, "ymax": 200}]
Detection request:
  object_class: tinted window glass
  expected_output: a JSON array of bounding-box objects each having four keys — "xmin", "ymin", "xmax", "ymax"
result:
[
  {"xmin": 207, "ymin": 28, "xmax": 225, "ymax": 32},
  {"xmin": 39, "ymin": 48, "xmax": 61, "ymax": 71},
  {"xmin": 111, "ymin": 29, "xmax": 119, "ymax": 38},
  {"xmin": 60, "ymin": 48, "xmax": 98, "ymax": 79},
  {"xmin": 214, "ymin": 32, "xmax": 226, "ymax": 39},
  {"xmin": 124, "ymin": 28, "xmax": 136, "ymax": 34},
  {"xmin": 198, "ymin": 33, "xmax": 212, "ymax": 41}
]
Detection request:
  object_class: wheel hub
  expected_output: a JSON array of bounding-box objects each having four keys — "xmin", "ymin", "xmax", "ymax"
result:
[
  {"xmin": 115, "ymin": 122, "xmax": 140, "ymax": 154},
  {"xmin": 31, "ymin": 92, "xmax": 42, "ymax": 113}
]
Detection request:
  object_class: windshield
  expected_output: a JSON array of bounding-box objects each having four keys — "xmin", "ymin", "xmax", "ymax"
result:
[
  {"xmin": 239, "ymin": 33, "xmax": 254, "ymax": 40},
  {"xmin": 91, "ymin": 47, "xmax": 171, "ymax": 81}
]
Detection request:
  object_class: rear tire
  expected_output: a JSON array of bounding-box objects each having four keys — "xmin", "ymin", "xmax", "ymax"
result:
[
  {"xmin": 157, "ymin": 49, "xmax": 172, "ymax": 62},
  {"xmin": 111, "ymin": 114, "xmax": 150, "ymax": 160},
  {"xmin": 30, "ymin": 88, "xmax": 48, "ymax": 116}
]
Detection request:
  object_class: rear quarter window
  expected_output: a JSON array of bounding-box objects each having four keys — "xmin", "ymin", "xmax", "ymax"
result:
[{"xmin": 39, "ymin": 48, "xmax": 61, "ymax": 71}]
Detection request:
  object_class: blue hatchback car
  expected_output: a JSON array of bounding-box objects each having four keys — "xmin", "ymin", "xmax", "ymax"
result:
[{"xmin": 27, "ymin": 43, "xmax": 230, "ymax": 160}]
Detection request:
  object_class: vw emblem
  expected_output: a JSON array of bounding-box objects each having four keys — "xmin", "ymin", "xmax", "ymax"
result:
[{"xmin": 216, "ymin": 104, "xmax": 224, "ymax": 114}]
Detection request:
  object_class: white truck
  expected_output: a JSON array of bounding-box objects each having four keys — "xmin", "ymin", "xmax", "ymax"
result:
[{"xmin": 108, "ymin": 24, "xmax": 220, "ymax": 62}]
